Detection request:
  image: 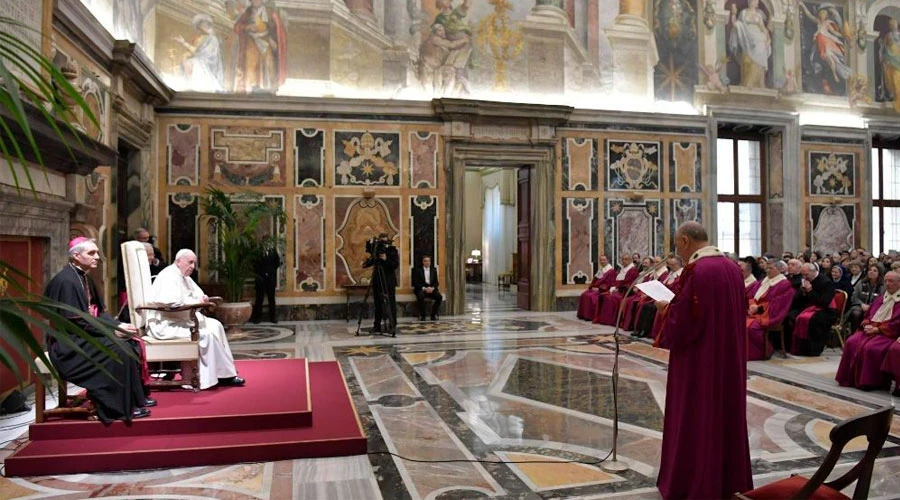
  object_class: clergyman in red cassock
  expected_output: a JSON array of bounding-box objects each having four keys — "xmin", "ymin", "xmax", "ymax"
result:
[
  {"xmin": 576, "ymin": 254, "xmax": 615, "ymax": 320},
  {"xmin": 740, "ymin": 260, "xmax": 761, "ymax": 299},
  {"xmin": 654, "ymin": 222, "xmax": 753, "ymax": 499},
  {"xmin": 745, "ymin": 260, "xmax": 794, "ymax": 360},
  {"xmin": 592, "ymin": 254, "xmax": 637, "ymax": 324},
  {"xmin": 836, "ymin": 271, "xmax": 900, "ymax": 389}
]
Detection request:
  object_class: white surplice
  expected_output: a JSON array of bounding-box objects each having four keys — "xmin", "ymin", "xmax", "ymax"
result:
[{"xmin": 146, "ymin": 264, "xmax": 237, "ymax": 389}]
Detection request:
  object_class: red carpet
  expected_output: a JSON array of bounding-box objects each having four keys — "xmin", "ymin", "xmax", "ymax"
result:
[{"xmin": 4, "ymin": 359, "xmax": 367, "ymax": 477}]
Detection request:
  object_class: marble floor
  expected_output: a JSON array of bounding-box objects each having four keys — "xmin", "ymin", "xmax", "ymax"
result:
[{"xmin": 2, "ymin": 284, "xmax": 900, "ymax": 499}]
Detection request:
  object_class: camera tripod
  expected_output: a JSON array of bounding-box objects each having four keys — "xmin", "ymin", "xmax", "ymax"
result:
[{"xmin": 354, "ymin": 259, "xmax": 397, "ymax": 338}]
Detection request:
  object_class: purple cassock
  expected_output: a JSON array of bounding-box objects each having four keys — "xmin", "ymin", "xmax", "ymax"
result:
[
  {"xmin": 595, "ymin": 266, "xmax": 639, "ymax": 325},
  {"xmin": 744, "ymin": 276, "xmax": 760, "ymax": 300},
  {"xmin": 621, "ymin": 271, "xmax": 668, "ymax": 330},
  {"xmin": 576, "ymin": 267, "xmax": 616, "ymax": 321},
  {"xmin": 836, "ymin": 293, "xmax": 900, "ymax": 389},
  {"xmin": 881, "ymin": 340, "xmax": 900, "ymax": 392},
  {"xmin": 745, "ymin": 278, "xmax": 793, "ymax": 361},
  {"xmin": 656, "ymin": 250, "xmax": 753, "ymax": 499}
]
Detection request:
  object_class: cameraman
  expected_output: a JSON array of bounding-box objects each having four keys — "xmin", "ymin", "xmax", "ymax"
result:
[{"xmin": 362, "ymin": 232, "xmax": 399, "ymax": 333}]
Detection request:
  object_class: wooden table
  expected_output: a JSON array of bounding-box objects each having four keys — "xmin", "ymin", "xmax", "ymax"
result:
[
  {"xmin": 465, "ymin": 262, "xmax": 483, "ymax": 283},
  {"xmin": 344, "ymin": 283, "xmax": 371, "ymax": 322}
]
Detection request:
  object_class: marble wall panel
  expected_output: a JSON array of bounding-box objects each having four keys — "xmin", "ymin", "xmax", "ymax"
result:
[
  {"xmin": 669, "ymin": 141, "xmax": 702, "ymax": 193},
  {"xmin": 768, "ymin": 203, "xmax": 784, "ymax": 254},
  {"xmin": 409, "ymin": 131, "xmax": 438, "ymax": 189},
  {"xmin": 334, "ymin": 131, "xmax": 401, "ymax": 187},
  {"xmin": 562, "ymin": 137, "xmax": 596, "ymax": 191},
  {"xmin": 670, "ymin": 198, "xmax": 702, "ymax": 245},
  {"xmin": 605, "ymin": 199, "xmax": 662, "ymax": 262},
  {"xmin": 562, "ymin": 197, "xmax": 597, "ymax": 285},
  {"xmin": 231, "ymin": 195, "xmax": 287, "ymax": 290},
  {"xmin": 809, "ymin": 204, "xmax": 856, "ymax": 255},
  {"xmin": 606, "ymin": 141, "xmax": 661, "ymax": 191},
  {"xmin": 410, "ymin": 195, "xmax": 438, "ymax": 271},
  {"xmin": 167, "ymin": 124, "xmax": 200, "ymax": 186},
  {"xmin": 295, "ymin": 128, "xmax": 325, "ymax": 187},
  {"xmin": 807, "ymin": 151, "xmax": 856, "ymax": 197},
  {"xmin": 334, "ymin": 196, "xmax": 401, "ymax": 287},
  {"xmin": 167, "ymin": 193, "xmax": 199, "ymax": 264},
  {"xmin": 210, "ymin": 127, "xmax": 286, "ymax": 186},
  {"xmin": 768, "ymin": 134, "xmax": 784, "ymax": 199},
  {"xmin": 295, "ymin": 195, "xmax": 325, "ymax": 292}
]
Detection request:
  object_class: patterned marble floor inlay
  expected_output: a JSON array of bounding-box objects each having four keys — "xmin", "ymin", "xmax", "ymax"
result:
[{"xmin": 3, "ymin": 286, "xmax": 900, "ymax": 499}]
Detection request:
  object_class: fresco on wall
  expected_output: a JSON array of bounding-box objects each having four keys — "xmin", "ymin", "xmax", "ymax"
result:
[
  {"xmin": 799, "ymin": 1, "xmax": 852, "ymax": 96},
  {"xmin": 654, "ymin": 0, "xmax": 699, "ymax": 101},
  {"xmin": 724, "ymin": 0, "xmax": 773, "ymax": 89},
  {"xmin": 874, "ymin": 12, "xmax": 900, "ymax": 112}
]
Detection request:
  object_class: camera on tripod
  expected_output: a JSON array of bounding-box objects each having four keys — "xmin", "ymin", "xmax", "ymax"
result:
[{"xmin": 365, "ymin": 236, "xmax": 392, "ymax": 257}]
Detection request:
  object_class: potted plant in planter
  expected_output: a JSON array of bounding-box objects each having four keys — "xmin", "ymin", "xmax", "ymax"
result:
[{"xmin": 201, "ymin": 187, "xmax": 285, "ymax": 327}]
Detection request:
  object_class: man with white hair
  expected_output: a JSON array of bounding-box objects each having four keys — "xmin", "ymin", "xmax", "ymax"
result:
[
  {"xmin": 146, "ymin": 249, "xmax": 243, "ymax": 389},
  {"xmin": 788, "ymin": 262, "xmax": 837, "ymax": 356}
]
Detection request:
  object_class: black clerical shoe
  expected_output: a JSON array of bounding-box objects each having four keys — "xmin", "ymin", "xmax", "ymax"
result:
[
  {"xmin": 419, "ymin": 316, "xmax": 426, "ymax": 321},
  {"xmin": 218, "ymin": 376, "xmax": 245, "ymax": 387},
  {"xmin": 430, "ymin": 315, "xmax": 438, "ymax": 321},
  {"xmin": 132, "ymin": 408, "xmax": 151, "ymax": 419},
  {"xmin": 143, "ymin": 397, "xmax": 157, "ymax": 408}
]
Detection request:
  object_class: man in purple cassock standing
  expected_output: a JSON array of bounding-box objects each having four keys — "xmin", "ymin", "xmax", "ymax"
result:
[{"xmin": 653, "ymin": 222, "xmax": 753, "ymax": 499}]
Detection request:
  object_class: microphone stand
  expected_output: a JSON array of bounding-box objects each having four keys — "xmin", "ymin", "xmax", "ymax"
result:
[{"xmin": 601, "ymin": 259, "xmax": 667, "ymax": 473}]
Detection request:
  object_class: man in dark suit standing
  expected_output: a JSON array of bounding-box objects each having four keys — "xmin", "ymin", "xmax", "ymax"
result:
[
  {"xmin": 363, "ymin": 233, "xmax": 399, "ymax": 333},
  {"xmin": 252, "ymin": 245, "xmax": 281, "ymax": 324},
  {"xmin": 412, "ymin": 255, "xmax": 442, "ymax": 321}
]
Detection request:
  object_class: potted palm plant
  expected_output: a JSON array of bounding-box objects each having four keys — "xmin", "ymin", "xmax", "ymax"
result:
[{"xmin": 201, "ymin": 187, "xmax": 285, "ymax": 327}]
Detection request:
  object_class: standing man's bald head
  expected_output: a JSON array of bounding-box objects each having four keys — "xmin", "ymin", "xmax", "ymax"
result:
[{"xmin": 673, "ymin": 221, "xmax": 710, "ymax": 263}]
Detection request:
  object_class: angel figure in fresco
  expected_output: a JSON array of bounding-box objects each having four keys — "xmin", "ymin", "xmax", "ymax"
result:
[
  {"xmin": 231, "ymin": 0, "xmax": 287, "ymax": 93},
  {"xmin": 878, "ymin": 18, "xmax": 900, "ymax": 112},
  {"xmin": 173, "ymin": 14, "xmax": 225, "ymax": 92},
  {"xmin": 798, "ymin": 1, "xmax": 853, "ymax": 91},
  {"xmin": 699, "ymin": 56, "xmax": 731, "ymax": 93},
  {"xmin": 421, "ymin": 0, "xmax": 473, "ymax": 96},
  {"xmin": 419, "ymin": 23, "xmax": 470, "ymax": 94},
  {"xmin": 728, "ymin": 0, "xmax": 772, "ymax": 88}
]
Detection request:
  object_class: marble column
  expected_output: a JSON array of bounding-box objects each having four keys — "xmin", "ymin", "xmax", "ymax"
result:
[{"xmin": 605, "ymin": 0, "xmax": 657, "ymax": 99}]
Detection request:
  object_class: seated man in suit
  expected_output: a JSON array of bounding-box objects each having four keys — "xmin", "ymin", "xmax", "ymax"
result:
[{"xmin": 412, "ymin": 255, "xmax": 442, "ymax": 321}]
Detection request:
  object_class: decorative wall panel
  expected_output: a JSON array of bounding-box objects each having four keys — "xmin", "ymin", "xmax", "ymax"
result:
[
  {"xmin": 167, "ymin": 124, "xmax": 200, "ymax": 186},
  {"xmin": 294, "ymin": 195, "xmax": 325, "ymax": 291},
  {"xmin": 606, "ymin": 141, "xmax": 660, "ymax": 191},
  {"xmin": 562, "ymin": 198, "xmax": 597, "ymax": 285},
  {"xmin": 210, "ymin": 127, "xmax": 286, "ymax": 186},
  {"xmin": 409, "ymin": 132, "xmax": 438, "ymax": 188},
  {"xmin": 605, "ymin": 199, "xmax": 662, "ymax": 263},
  {"xmin": 768, "ymin": 134, "xmax": 784, "ymax": 199},
  {"xmin": 670, "ymin": 198, "xmax": 702, "ymax": 243},
  {"xmin": 669, "ymin": 142, "xmax": 701, "ymax": 193},
  {"xmin": 562, "ymin": 138, "xmax": 596, "ymax": 191},
  {"xmin": 807, "ymin": 151, "xmax": 855, "ymax": 197},
  {"xmin": 295, "ymin": 128, "xmax": 325, "ymax": 187},
  {"xmin": 167, "ymin": 193, "xmax": 198, "ymax": 264},
  {"xmin": 809, "ymin": 204, "xmax": 855, "ymax": 256},
  {"xmin": 410, "ymin": 195, "xmax": 438, "ymax": 270},
  {"xmin": 334, "ymin": 196, "xmax": 400, "ymax": 287},
  {"xmin": 335, "ymin": 131, "xmax": 400, "ymax": 186}
]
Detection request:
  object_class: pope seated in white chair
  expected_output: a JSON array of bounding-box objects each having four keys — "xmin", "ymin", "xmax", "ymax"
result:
[{"xmin": 145, "ymin": 249, "xmax": 244, "ymax": 389}]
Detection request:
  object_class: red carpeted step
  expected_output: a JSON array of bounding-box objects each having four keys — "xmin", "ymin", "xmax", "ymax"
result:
[
  {"xmin": 4, "ymin": 361, "xmax": 366, "ymax": 477},
  {"xmin": 27, "ymin": 359, "xmax": 312, "ymax": 440}
]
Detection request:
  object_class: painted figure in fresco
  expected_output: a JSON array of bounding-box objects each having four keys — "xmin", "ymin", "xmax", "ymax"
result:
[
  {"xmin": 418, "ymin": 23, "xmax": 469, "ymax": 94},
  {"xmin": 799, "ymin": 1, "xmax": 852, "ymax": 94},
  {"xmin": 113, "ymin": 0, "xmax": 160, "ymax": 46},
  {"xmin": 427, "ymin": 0, "xmax": 473, "ymax": 95},
  {"xmin": 728, "ymin": 0, "xmax": 772, "ymax": 88},
  {"xmin": 879, "ymin": 18, "xmax": 900, "ymax": 111},
  {"xmin": 173, "ymin": 14, "xmax": 225, "ymax": 92},
  {"xmin": 232, "ymin": 0, "xmax": 288, "ymax": 93},
  {"xmin": 655, "ymin": 0, "xmax": 696, "ymax": 45}
]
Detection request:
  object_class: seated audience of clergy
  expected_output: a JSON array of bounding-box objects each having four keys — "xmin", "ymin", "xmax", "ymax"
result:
[
  {"xmin": 739, "ymin": 260, "xmax": 760, "ymax": 299},
  {"xmin": 412, "ymin": 255, "xmax": 442, "ymax": 321},
  {"xmin": 593, "ymin": 253, "xmax": 638, "ymax": 324},
  {"xmin": 836, "ymin": 271, "xmax": 900, "ymax": 390},
  {"xmin": 846, "ymin": 265, "xmax": 885, "ymax": 333},
  {"xmin": 746, "ymin": 260, "xmax": 792, "ymax": 360},
  {"xmin": 576, "ymin": 254, "xmax": 615, "ymax": 320},
  {"xmin": 788, "ymin": 262, "xmax": 837, "ymax": 356},
  {"xmin": 633, "ymin": 255, "xmax": 682, "ymax": 340},
  {"xmin": 145, "ymin": 249, "xmax": 244, "ymax": 389},
  {"xmin": 44, "ymin": 237, "xmax": 153, "ymax": 422},
  {"xmin": 621, "ymin": 256, "xmax": 667, "ymax": 330}
]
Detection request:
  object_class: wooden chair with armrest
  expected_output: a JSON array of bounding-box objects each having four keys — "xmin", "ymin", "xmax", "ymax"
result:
[
  {"xmin": 734, "ymin": 405, "xmax": 893, "ymax": 500},
  {"xmin": 121, "ymin": 241, "xmax": 218, "ymax": 392}
]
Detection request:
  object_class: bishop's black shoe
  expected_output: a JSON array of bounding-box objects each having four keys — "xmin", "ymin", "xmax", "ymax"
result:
[
  {"xmin": 143, "ymin": 397, "xmax": 157, "ymax": 407},
  {"xmin": 218, "ymin": 376, "xmax": 246, "ymax": 387},
  {"xmin": 132, "ymin": 407, "xmax": 151, "ymax": 419}
]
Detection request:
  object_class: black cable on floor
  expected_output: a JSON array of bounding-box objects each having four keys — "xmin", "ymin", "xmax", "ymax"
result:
[{"xmin": 367, "ymin": 448, "xmax": 613, "ymax": 465}]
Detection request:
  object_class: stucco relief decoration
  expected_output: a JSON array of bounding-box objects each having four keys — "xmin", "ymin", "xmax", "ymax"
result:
[
  {"xmin": 409, "ymin": 131, "xmax": 438, "ymax": 188},
  {"xmin": 210, "ymin": 127, "xmax": 285, "ymax": 186},
  {"xmin": 564, "ymin": 198, "xmax": 595, "ymax": 285},
  {"xmin": 605, "ymin": 199, "xmax": 661, "ymax": 264},
  {"xmin": 295, "ymin": 128, "xmax": 325, "ymax": 187},
  {"xmin": 410, "ymin": 195, "xmax": 438, "ymax": 272},
  {"xmin": 335, "ymin": 131, "xmax": 400, "ymax": 186},
  {"xmin": 563, "ymin": 138, "xmax": 596, "ymax": 191},
  {"xmin": 670, "ymin": 142, "xmax": 702, "ymax": 192},
  {"xmin": 167, "ymin": 124, "xmax": 200, "ymax": 186},
  {"xmin": 808, "ymin": 151, "xmax": 854, "ymax": 196},
  {"xmin": 810, "ymin": 204, "xmax": 855, "ymax": 255},
  {"xmin": 84, "ymin": 172, "xmax": 106, "ymax": 230},
  {"xmin": 334, "ymin": 197, "xmax": 400, "ymax": 287},
  {"xmin": 294, "ymin": 195, "xmax": 325, "ymax": 292},
  {"xmin": 49, "ymin": 41, "xmax": 109, "ymax": 143},
  {"xmin": 607, "ymin": 141, "xmax": 660, "ymax": 191}
]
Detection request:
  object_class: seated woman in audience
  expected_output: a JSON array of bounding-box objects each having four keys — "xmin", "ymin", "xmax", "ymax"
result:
[
  {"xmin": 846, "ymin": 265, "xmax": 884, "ymax": 333},
  {"xmin": 836, "ymin": 272, "xmax": 900, "ymax": 390},
  {"xmin": 846, "ymin": 260, "xmax": 864, "ymax": 289},
  {"xmin": 830, "ymin": 265, "xmax": 853, "ymax": 297},
  {"xmin": 819, "ymin": 256, "xmax": 833, "ymax": 277}
]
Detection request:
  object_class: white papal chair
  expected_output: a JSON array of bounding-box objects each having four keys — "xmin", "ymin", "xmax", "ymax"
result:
[{"xmin": 121, "ymin": 241, "xmax": 208, "ymax": 391}]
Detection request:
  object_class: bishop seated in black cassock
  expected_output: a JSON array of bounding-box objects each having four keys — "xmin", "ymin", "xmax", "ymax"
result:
[{"xmin": 43, "ymin": 237, "xmax": 153, "ymax": 423}]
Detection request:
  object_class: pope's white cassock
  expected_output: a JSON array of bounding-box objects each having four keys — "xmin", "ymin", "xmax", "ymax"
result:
[{"xmin": 146, "ymin": 264, "xmax": 238, "ymax": 389}]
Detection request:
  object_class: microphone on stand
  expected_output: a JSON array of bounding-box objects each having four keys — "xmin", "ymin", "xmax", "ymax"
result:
[{"xmin": 602, "ymin": 258, "xmax": 668, "ymax": 473}]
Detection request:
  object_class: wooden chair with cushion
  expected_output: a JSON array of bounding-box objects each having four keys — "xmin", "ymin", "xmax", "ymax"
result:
[
  {"xmin": 735, "ymin": 405, "xmax": 893, "ymax": 500},
  {"xmin": 830, "ymin": 290, "xmax": 850, "ymax": 348}
]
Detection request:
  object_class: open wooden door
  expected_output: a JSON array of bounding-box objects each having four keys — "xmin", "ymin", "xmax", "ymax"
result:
[
  {"xmin": 516, "ymin": 168, "xmax": 531, "ymax": 310},
  {"xmin": 0, "ymin": 237, "xmax": 45, "ymax": 396}
]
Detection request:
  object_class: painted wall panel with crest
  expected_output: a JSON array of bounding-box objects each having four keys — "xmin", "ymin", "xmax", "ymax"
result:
[
  {"xmin": 334, "ymin": 196, "xmax": 400, "ymax": 287},
  {"xmin": 606, "ymin": 141, "xmax": 661, "ymax": 191}
]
